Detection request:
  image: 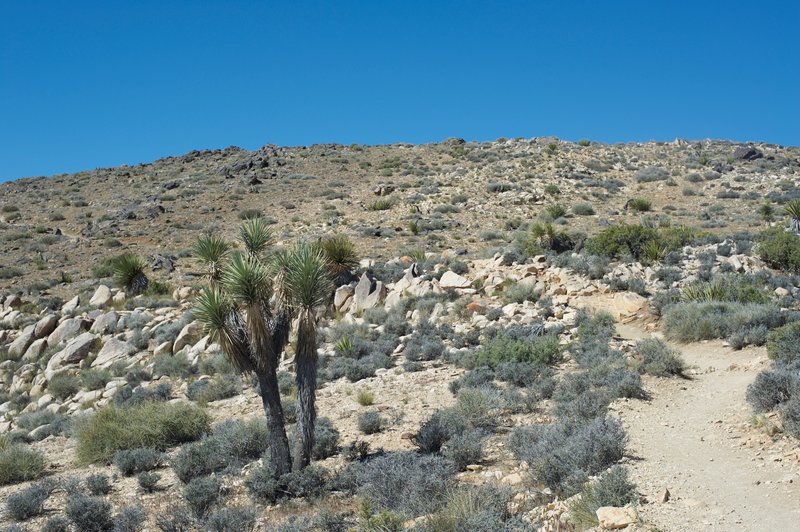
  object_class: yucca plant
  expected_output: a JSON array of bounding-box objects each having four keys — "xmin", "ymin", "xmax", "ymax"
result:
[
  {"xmin": 318, "ymin": 234, "xmax": 359, "ymax": 285},
  {"xmin": 239, "ymin": 217, "xmax": 273, "ymax": 257},
  {"xmin": 193, "ymin": 234, "xmax": 230, "ymax": 284},
  {"xmin": 785, "ymin": 200, "xmax": 800, "ymax": 233},
  {"xmin": 544, "ymin": 204, "xmax": 567, "ymax": 220},
  {"xmin": 112, "ymin": 253, "xmax": 149, "ymax": 295},
  {"xmin": 280, "ymin": 243, "xmax": 333, "ymax": 469},
  {"xmin": 641, "ymin": 239, "xmax": 667, "ymax": 264}
]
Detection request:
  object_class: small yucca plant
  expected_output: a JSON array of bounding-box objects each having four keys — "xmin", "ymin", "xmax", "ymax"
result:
[
  {"xmin": 641, "ymin": 239, "xmax": 667, "ymax": 264},
  {"xmin": 785, "ymin": 200, "xmax": 800, "ymax": 233},
  {"xmin": 193, "ymin": 234, "xmax": 230, "ymax": 283},
  {"xmin": 544, "ymin": 204, "xmax": 567, "ymax": 220},
  {"xmin": 239, "ymin": 217, "xmax": 273, "ymax": 257},
  {"xmin": 319, "ymin": 234, "xmax": 359, "ymax": 281},
  {"xmin": 112, "ymin": 253, "xmax": 149, "ymax": 295}
]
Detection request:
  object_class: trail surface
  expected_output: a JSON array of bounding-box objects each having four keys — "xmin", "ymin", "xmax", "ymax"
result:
[{"xmin": 614, "ymin": 324, "xmax": 800, "ymax": 531}]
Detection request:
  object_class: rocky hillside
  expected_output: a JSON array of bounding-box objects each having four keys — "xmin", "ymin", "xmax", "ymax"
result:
[{"xmin": 1, "ymin": 138, "xmax": 800, "ymax": 531}]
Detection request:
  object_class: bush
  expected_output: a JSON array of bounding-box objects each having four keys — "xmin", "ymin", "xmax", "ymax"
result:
[
  {"xmin": 113, "ymin": 447, "xmax": 162, "ymax": 476},
  {"xmin": 0, "ymin": 440, "xmax": 45, "ymax": 485},
  {"xmin": 42, "ymin": 516, "xmax": 71, "ymax": 532},
  {"xmin": 112, "ymin": 253, "xmax": 149, "ymax": 295},
  {"xmin": 502, "ymin": 282, "xmax": 539, "ymax": 304},
  {"xmin": 572, "ymin": 203, "xmax": 595, "ymax": 216},
  {"xmin": 186, "ymin": 375, "xmax": 241, "ymax": 403},
  {"xmin": 113, "ymin": 505, "xmax": 147, "ymax": 532},
  {"xmin": 746, "ymin": 364, "xmax": 798, "ymax": 413},
  {"xmin": 634, "ymin": 338, "xmax": 686, "ymax": 377},
  {"xmin": 413, "ymin": 409, "xmax": 469, "ymax": 454},
  {"xmin": 312, "ymin": 417, "xmax": 340, "ymax": 460},
  {"xmin": 48, "ymin": 371, "xmax": 81, "ymax": 400},
  {"xmin": 423, "ymin": 484, "xmax": 519, "ymax": 531},
  {"xmin": 356, "ymin": 389, "xmax": 374, "ymax": 406},
  {"xmin": 474, "ymin": 331, "xmax": 561, "ymax": 369},
  {"xmin": 681, "ymin": 274, "xmax": 770, "ymax": 304},
  {"xmin": 138, "ymin": 471, "xmax": 161, "ymax": 493},
  {"xmin": 245, "ymin": 460, "xmax": 329, "ymax": 503},
  {"xmin": 205, "ymin": 506, "xmax": 257, "ymax": 532},
  {"xmin": 155, "ymin": 505, "xmax": 195, "ymax": 532},
  {"xmin": 65, "ymin": 494, "xmax": 113, "ymax": 532},
  {"xmin": 508, "ymin": 416, "xmax": 626, "ymax": 496},
  {"xmin": 767, "ymin": 321, "xmax": 800, "ymax": 363},
  {"xmin": 357, "ymin": 410, "xmax": 383, "ymax": 434},
  {"xmin": 339, "ymin": 452, "xmax": 454, "ymax": 517},
  {"xmin": 634, "ymin": 166, "xmax": 668, "ymax": 182},
  {"xmin": 153, "ymin": 352, "xmax": 192, "ymax": 379},
  {"xmin": 6, "ymin": 481, "xmax": 52, "ymax": 520},
  {"xmin": 568, "ymin": 466, "xmax": 638, "ymax": 528},
  {"xmin": 757, "ymin": 228, "xmax": 800, "ymax": 272},
  {"xmin": 76, "ymin": 401, "xmax": 211, "ymax": 464},
  {"xmin": 86, "ymin": 473, "xmax": 112, "ymax": 495},
  {"xmin": 585, "ymin": 224, "xmax": 659, "ymax": 261},
  {"xmin": 172, "ymin": 418, "xmax": 268, "ymax": 482},
  {"xmin": 781, "ymin": 396, "xmax": 800, "ymax": 438},
  {"xmin": 404, "ymin": 331, "xmax": 444, "ymax": 362},
  {"xmin": 662, "ymin": 302, "xmax": 790, "ymax": 343},
  {"xmin": 81, "ymin": 368, "xmax": 113, "ymax": 391},
  {"xmin": 183, "ymin": 476, "xmax": 220, "ymax": 518},
  {"xmin": 442, "ymin": 429, "xmax": 484, "ymax": 471},
  {"xmin": 626, "ymin": 198, "xmax": 652, "ymax": 212}
]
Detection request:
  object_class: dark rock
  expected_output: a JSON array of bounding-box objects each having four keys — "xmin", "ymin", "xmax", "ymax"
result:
[
  {"xmin": 163, "ymin": 180, "xmax": 180, "ymax": 190},
  {"xmin": 148, "ymin": 254, "xmax": 176, "ymax": 273},
  {"xmin": 732, "ymin": 146, "xmax": 763, "ymax": 161}
]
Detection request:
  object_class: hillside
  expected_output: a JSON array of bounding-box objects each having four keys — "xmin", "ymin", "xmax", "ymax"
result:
[{"xmin": 1, "ymin": 138, "xmax": 800, "ymax": 531}]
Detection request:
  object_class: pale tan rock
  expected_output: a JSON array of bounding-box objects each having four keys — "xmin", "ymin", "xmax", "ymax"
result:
[
  {"xmin": 439, "ymin": 271, "xmax": 471, "ymax": 289},
  {"xmin": 596, "ymin": 506, "xmax": 637, "ymax": 529},
  {"xmin": 89, "ymin": 285, "xmax": 112, "ymax": 307}
]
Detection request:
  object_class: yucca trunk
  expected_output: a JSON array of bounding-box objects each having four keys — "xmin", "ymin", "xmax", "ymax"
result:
[
  {"xmin": 129, "ymin": 272, "xmax": 149, "ymax": 295},
  {"xmin": 293, "ymin": 310, "xmax": 318, "ymax": 470},
  {"xmin": 256, "ymin": 371, "xmax": 292, "ymax": 476},
  {"xmin": 792, "ymin": 217, "xmax": 800, "ymax": 234}
]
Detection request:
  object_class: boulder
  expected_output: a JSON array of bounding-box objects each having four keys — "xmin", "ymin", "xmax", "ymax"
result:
[
  {"xmin": 47, "ymin": 318, "xmax": 89, "ymax": 347},
  {"xmin": 4, "ymin": 294, "xmax": 22, "ymax": 309},
  {"xmin": 33, "ymin": 314, "xmax": 59, "ymax": 339},
  {"xmin": 22, "ymin": 338, "xmax": 48, "ymax": 362},
  {"xmin": 732, "ymin": 146, "xmax": 763, "ymax": 161},
  {"xmin": 439, "ymin": 271, "xmax": 471, "ymax": 289},
  {"xmin": 173, "ymin": 321, "xmax": 201, "ymax": 354},
  {"xmin": 7, "ymin": 325, "xmax": 36, "ymax": 360},
  {"xmin": 334, "ymin": 285, "xmax": 354, "ymax": 310},
  {"xmin": 46, "ymin": 332, "xmax": 100, "ymax": 377},
  {"xmin": 61, "ymin": 295, "xmax": 80, "ymax": 314},
  {"xmin": 90, "ymin": 311, "xmax": 118, "ymax": 335},
  {"xmin": 89, "ymin": 285, "xmax": 113, "ymax": 307},
  {"xmin": 596, "ymin": 506, "xmax": 637, "ymax": 529},
  {"xmin": 92, "ymin": 338, "xmax": 137, "ymax": 368}
]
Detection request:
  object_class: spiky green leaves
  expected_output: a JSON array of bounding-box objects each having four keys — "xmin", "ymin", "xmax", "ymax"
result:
[
  {"xmin": 785, "ymin": 200, "xmax": 800, "ymax": 220},
  {"xmin": 282, "ymin": 243, "xmax": 334, "ymax": 311},
  {"xmin": 318, "ymin": 234, "xmax": 359, "ymax": 277},
  {"xmin": 193, "ymin": 287, "xmax": 232, "ymax": 341},
  {"xmin": 193, "ymin": 234, "xmax": 230, "ymax": 281},
  {"xmin": 239, "ymin": 218, "xmax": 273, "ymax": 257},
  {"xmin": 223, "ymin": 253, "xmax": 272, "ymax": 307},
  {"xmin": 111, "ymin": 253, "xmax": 149, "ymax": 295}
]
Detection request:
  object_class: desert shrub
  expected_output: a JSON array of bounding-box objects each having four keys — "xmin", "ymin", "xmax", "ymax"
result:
[
  {"xmin": 454, "ymin": 386, "xmax": 500, "ymax": 429},
  {"xmin": 65, "ymin": 494, "xmax": 113, "ymax": 532},
  {"xmin": 524, "ymin": 222, "xmax": 574, "ymax": 254},
  {"xmin": 6, "ymin": 481, "xmax": 53, "ymax": 520},
  {"xmin": 681, "ymin": 274, "xmax": 770, "ymax": 304},
  {"xmin": 495, "ymin": 361, "xmax": 550, "ymax": 388},
  {"xmin": 403, "ymin": 329, "xmax": 444, "ymax": 362},
  {"xmin": 245, "ymin": 460, "xmax": 329, "ymax": 503},
  {"xmin": 172, "ymin": 418, "xmax": 268, "ymax": 482},
  {"xmin": 312, "ymin": 417, "xmax": 340, "ymax": 460},
  {"xmin": 86, "ymin": 473, "xmax": 112, "ymax": 495},
  {"xmin": 635, "ymin": 166, "xmax": 668, "ymax": 182},
  {"xmin": 204, "ymin": 506, "xmax": 257, "ymax": 532},
  {"xmin": 137, "ymin": 471, "xmax": 161, "ymax": 492},
  {"xmin": 781, "ymin": 397, "xmax": 800, "ymax": 438},
  {"xmin": 627, "ymin": 197, "xmax": 652, "ymax": 212},
  {"xmin": 473, "ymin": 331, "xmax": 560, "ymax": 369},
  {"xmin": 413, "ymin": 409, "xmax": 469, "ymax": 454},
  {"xmin": 113, "ymin": 447, "xmax": 162, "ymax": 476},
  {"xmin": 356, "ymin": 389, "xmax": 374, "ymax": 406},
  {"xmin": 422, "ymin": 484, "xmax": 519, "ymax": 532},
  {"xmin": 338, "ymin": 452, "xmax": 454, "ymax": 517},
  {"xmin": 48, "ymin": 371, "xmax": 81, "ymax": 400},
  {"xmin": 757, "ymin": 228, "xmax": 800, "ymax": 272},
  {"xmin": 767, "ymin": 321, "xmax": 800, "ymax": 363},
  {"xmin": 113, "ymin": 505, "xmax": 147, "ymax": 532},
  {"xmin": 183, "ymin": 476, "xmax": 220, "ymax": 518},
  {"xmin": 42, "ymin": 516, "xmax": 71, "ymax": 532},
  {"xmin": 568, "ymin": 466, "xmax": 638, "ymax": 528},
  {"xmin": 449, "ymin": 366, "xmax": 496, "ymax": 394},
  {"xmin": 487, "ymin": 182, "xmax": 513, "ymax": 193},
  {"xmin": 152, "ymin": 352, "xmax": 192, "ymax": 379},
  {"xmin": 357, "ymin": 410, "xmax": 383, "ymax": 435},
  {"xmin": 552, "ymin": 252, "xmax": 609, "ymax": 280},
  {"xmin": 81, "ymin": 368, "xmax": 113, "ymax": 390},
  {"xmin": 114, "ymin": 382, "xmax": 173, "ymax": 407},
  {"xmin": 729, "ymin": 325, "xmax": 769, "ymax": 350},
  {"xmin": 746, "ymin": 364, "xmax": 799, "ymax": 413},
  {"xmin": 662, "ymin": 302, "xmax": 791, "ymax": 343},
  {"xmin": 442, "ymin": 429, "xmax": 484, "ymax": 471},
  {"xmin": 508, "ymin": 415, "xmax": 626, "ymax": 496},
  {"xmin": 155, "ymin": 505, "xmax": 195, "ymax": 532},
  {"xmin": 585, "ymin": 224, "xmax": 658, "ymax": 260},
  {"xmin": 502, "ymin": 282, "xmax": 539, "ymax": 304},
  {"xmin": 572, "ymin": 203, "xmax": 595, "ymax": 216},
  {"xmin": 187, "ymin": 375, "xmax": 241, "ymax": 403},
  {"xmin": 75, "ymin": 401, "xmax": 211, "ymax": 464},
  {"xmin": 0, "ymin": 440, "xmax": 45, "ymax": 485},
  {"xmin": 634, "ymin": 338, "xmax": 686, "ymax": 377},
  {"xmin": 238, "ymin": 209, "xmax": 263, "ymax": 220}
]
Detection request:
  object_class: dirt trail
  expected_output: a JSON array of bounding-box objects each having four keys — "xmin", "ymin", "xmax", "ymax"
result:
[{"xmin": 613, "ymin": 323, "xmax": 800, "ymax": 531}]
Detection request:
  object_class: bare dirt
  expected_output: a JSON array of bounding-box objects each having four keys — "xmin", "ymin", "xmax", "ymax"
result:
[{"xmin": 614, "ymin": 323, "xmax": 800, "ymax": 531}]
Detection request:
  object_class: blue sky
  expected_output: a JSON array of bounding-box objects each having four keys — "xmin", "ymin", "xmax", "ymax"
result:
[{"xmin": 1, "ymin": 1, "xmax": 798, "ymax": 181}]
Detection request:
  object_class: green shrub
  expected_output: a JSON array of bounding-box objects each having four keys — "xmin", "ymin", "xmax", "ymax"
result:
[
  {"xmin": 153, "ymin": 352, "xmax": 192, "ymax": 378},
  {"xmin": 0, "ymin": 439, "xmax": 45, "ymax": 485},
  {"xmin": 184, "ymin": 476, "xmax": 220, "ymax": 518},
  {"xmin": 113, "ymin": 448, "xmax": 162, "ymax": 476},
  {"xmin": 585, "ymin": 224, "xmax": 659, "ymax": 260},
  {"xmin": 544, "ymin": 184, "xmax": 561, "ymax": 195},
  {"xmin": 681, "ymin": 274, "xmax": 770, "ymax": 304},
  {"xmin": 85, "ymin": 473, "xmax": 112, "ymax": 495},
  {"xmin": 544, "ymin": 204, "xmax": 567, "ymax": 219},
  {"xmin": 757, "ymin": 228, "xmax": 800, "ymax": 272},
  {"xmin": 473, "ymin": 332, "xmax": 561, "ymax": 369},
  {"xmin": 572, "ymin": 203, "xmax": 595, "ymax": 216},
  {"xmin": 238, "ymin": 209, "xmax": 263, "ymax": 220},
  {"xmin": 75, "ymin": 401, "xmax": 210, "ymax": 464},
  {"xmin": 186, "ymin": 374, "xmax": 242, "ymax": 403},
  {"xmin": 626, "ymin": 198, "xmax": 652, "ymax": 212},
  {"xmin": 205, "ymin": 506, "xmax": 257, "ymax": 532},
  {"xmin": 442, "ymin": 429, "xmax": 484, "ymax": 471},
  {"xmin": 357, "ymin": 410, "xmax": 383, "ymax": 434},
  {"xmin": 662, "ymin": 302, "xmax": 790, "ymax": 343},
  {"xmin": 113, "ymin": 505, "xmax": 147, "ymax": 532},
  {"xmin": 487, "ymin": 182, "xmax": 513, "ymax": 193},
  {"xmin": 568, "ymin": 466, "xmax": 638, "ymax": 528},
  {"xmin": 312, "ymin": 417, "xmax": 340, "ymax": 460},
  {"xmin": 111, "ymin": 253, "xmax": 149, "ymax": 295},
  {"xmin": 767, "ymin": 322, "xmax": 800, "ymax": 363},
  {"xmin": 138, "ymin": 471, "xmax": 161, "ymax": 493},
  {"xmin": 48, "ymin": 371, "xmax": 81, "ymax": 400},
  {"xmin": 368, "ymin": 199, "xmax": 393, "ymax": 211},
  {"xmin": 65, "ymin": 494, "xmax": 113, "ymax": 532},
  {"xmin": 502, "ymin": 282, "xmax": 539, "ymax": 304},
  {"xmin": 634, "ymin": 339, "xmax": 686, "ymax": 377},
  {"xmin": 81, "ymin": 368, "xmax": 112, "ymax": 390},
  {"xmin": 6, "ymin": 480, "xmax": 53, "ymax": 520}
]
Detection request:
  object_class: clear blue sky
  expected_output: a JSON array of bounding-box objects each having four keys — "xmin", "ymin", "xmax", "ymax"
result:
[{"xmin": 1, "ymin": 1, "xmax": 798, "ymax": 181}]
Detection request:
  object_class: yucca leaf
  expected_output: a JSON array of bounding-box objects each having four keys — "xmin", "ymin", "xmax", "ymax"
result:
[
  {"xmin": 222, "ymin": 253, "xmax": 271, "ymax": 306},
  {"xmin": 239, "ymin": 217, "xmax": 273, "ymax": 257},
  {"xmin": 283, "ymin": 242, "xmax": 334, "ymax": 310}
]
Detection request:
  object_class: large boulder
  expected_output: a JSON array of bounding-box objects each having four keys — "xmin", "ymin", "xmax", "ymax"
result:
[
  {"xmin": 22, "ymin": 338, "xmax": 48, "ymax": 362},
  {"xmin": 61, "ymin": 295, "xmax": 80, "ymax": 314},
  {"xmin": 90, "ymin": 311, "xmax": 118, "ymax": 335},
  {"xmin": 439, "ymin": 271, "xmax": 471, "ymax": 289},
  {"xmin": 33, "ymin": 314, "xmax": 59, "ymax": 339},
  {"xmin": 732, "ymin": 145, "xmax": 763, "ymax": 161},
  {"xmin": 89, "ymin": 285, "xmax": 113, "ymax": 308},
  {"xmin": 7, "ymin": 325, "xmax": 35, "ymax": 360},
  {"xmin": 45, "ymin": 332, "xmax": 100, "ymax": 378},
  {"xmin": 92, "ymin": 338, "xmax": 137, "ymax": 368},
  {"xmin": 173, "ymin": 321, "xmax": 202, "ymax": 354},
  {"xmin": 47, "ymin": 318, "xmax": 90, "ymax": 347}
]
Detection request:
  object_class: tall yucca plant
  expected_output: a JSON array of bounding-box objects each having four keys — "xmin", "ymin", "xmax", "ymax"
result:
[
  {"xmin": 193, "ymin": 234, "xmax": 230, "ymax": 284},
  {"xmin": 192, "ymin": 230, "xmax": 292, "ymax": 477},
  {"xmin": 282, "ymin": 242, "xmax": 334, "ymax": 469},
  {"xmin": 240, "ymin": 217, "xmax": 273, "ymax": 258},
  {"xmin": 785, "ymin": 200, "xmax": 800, "ymax": 233},
  {"xmin": 112, "ymin": 253, "xmax": 149, "ymax": 295},
  {"xmin": 318, "ymin": 234, "xmax": 359, "ymax": 285}
]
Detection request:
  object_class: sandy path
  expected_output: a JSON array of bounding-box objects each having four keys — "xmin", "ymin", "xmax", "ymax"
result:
[{"xmin": 614, "ymin": 323, "xmax": 800, "ymax": 531}]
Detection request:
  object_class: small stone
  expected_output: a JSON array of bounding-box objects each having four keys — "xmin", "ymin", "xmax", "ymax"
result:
[
  {"xmin": 596, "ymin": 506, "xmax": 637, "ymax": 529},
  {"xmin": 658, "ymin": 488, "xmax": 670, "ymax": 503}
]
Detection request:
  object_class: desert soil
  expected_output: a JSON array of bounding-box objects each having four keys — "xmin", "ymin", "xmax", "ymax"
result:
[{"xmin": 614, "ymin": 323, "xmax": 800, "ymax": 531}]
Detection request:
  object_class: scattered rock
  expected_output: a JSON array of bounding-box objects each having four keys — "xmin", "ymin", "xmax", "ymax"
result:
[
  {"xmin": 89, "ymin": 285, "xmax": 113, "ymax": 307},
  {"xmin": 596, "ymin": 506, "xmax": 637, "ymax": 529}
]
